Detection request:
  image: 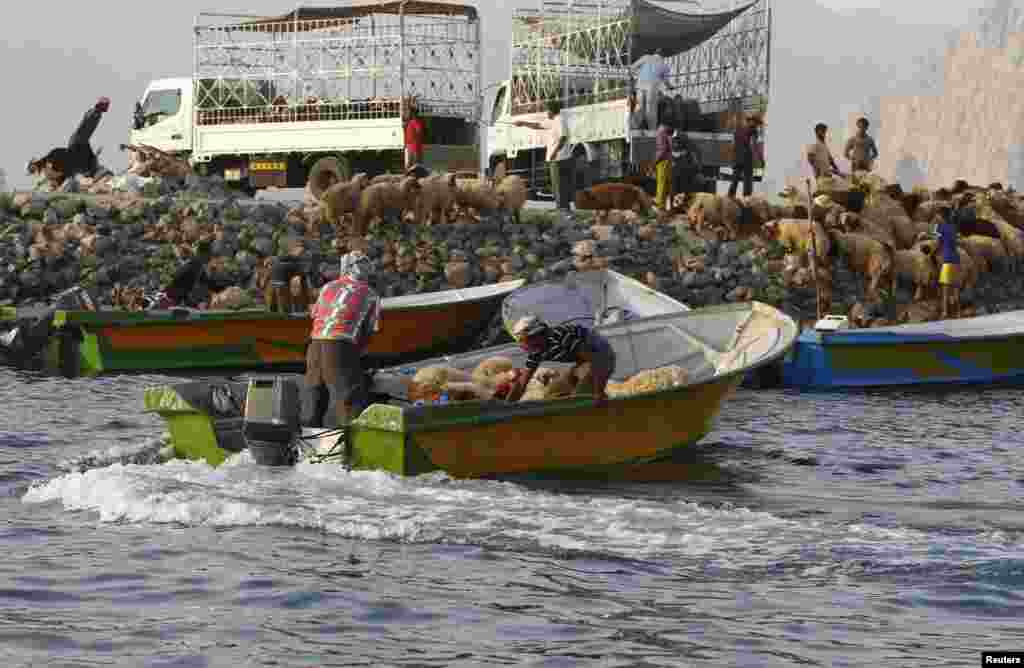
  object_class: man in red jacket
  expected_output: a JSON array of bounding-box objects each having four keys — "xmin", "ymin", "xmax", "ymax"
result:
[{"xmin": 403, "ymin": 101, "xmax": 425, "ymax": 170}]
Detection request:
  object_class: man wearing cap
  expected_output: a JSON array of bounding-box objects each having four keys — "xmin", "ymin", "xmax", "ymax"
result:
[
  {"xmin": 301, "ymin": 251, "xmax": 381, "ymax": 435},
  {"xmin": 728, "ymin": 114, "xmax": 762, "ymax": 198},
  {"xmin": 505, "ymin": 315, "xmax": 616, "ymax": 406}
]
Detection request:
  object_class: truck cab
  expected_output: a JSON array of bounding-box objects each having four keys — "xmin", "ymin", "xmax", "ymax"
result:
[{"xmin": 130, "ymin": 77, "xmax": 194, "ymax": 156}]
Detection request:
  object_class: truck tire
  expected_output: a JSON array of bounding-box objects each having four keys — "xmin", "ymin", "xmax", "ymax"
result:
[{"xmin": 308, "ymin": 155, "xmax": 352, "ymax": 198}]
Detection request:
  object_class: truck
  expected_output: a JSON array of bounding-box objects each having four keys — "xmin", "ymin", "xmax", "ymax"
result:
[
  {"xmin": 486, "ymin": 0, "xmax": 772, "ymax": 198},
  {"xmin": 129, "ymin": 2, "xmax": 483, "ymax": 195}
]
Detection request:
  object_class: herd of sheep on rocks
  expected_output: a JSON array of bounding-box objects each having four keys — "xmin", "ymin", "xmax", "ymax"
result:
[{"xmin": 4, "ymin": 159, "xmax": 1024, "ymax": 330}]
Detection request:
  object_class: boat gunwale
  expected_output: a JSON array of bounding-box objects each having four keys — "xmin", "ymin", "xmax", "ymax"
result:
[
  {"xmin": 363, "ymin": 301, "xmax": 798, "ymax": 432},
  {"xmin": 501, "ymin": 269, "xmax": 691, "ymax": 321},
  {"xmin": 48, "ymin": 278, "xmax": 526, "ymax": 327}
]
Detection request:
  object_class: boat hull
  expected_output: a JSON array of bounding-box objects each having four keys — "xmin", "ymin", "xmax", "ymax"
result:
[
  {"xmin": 781, "ymin": 327, "xmax": 1024, "ymax": 390},
  {"xmin": 349, "ymin": 374, "xmax": 744, "ymax": 478},
  {"xmin": 37, "ymin": 282, "xmax": 519, "ymax": 377}
]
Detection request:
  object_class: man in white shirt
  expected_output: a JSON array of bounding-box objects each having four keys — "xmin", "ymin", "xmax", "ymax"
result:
[
  {"xmin": 806, "ymin": 122, "xmax": 842, "ymax": 185},
  {"xmin": 632, "ymin": 48, "xmax": 674, "ymax": 133},
  {"xmin": 515, "ymin": 101, "xmax": 573, "ymax": 215}
]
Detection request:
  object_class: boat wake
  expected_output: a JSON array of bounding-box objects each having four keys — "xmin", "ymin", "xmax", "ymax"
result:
[
  {"xmin": 22, "ymin": 450, "xmax": 1024, "ymax": 580},
  {"xmin": 56, "ymin": 437, "xmax": 175, "ymax": 474}
]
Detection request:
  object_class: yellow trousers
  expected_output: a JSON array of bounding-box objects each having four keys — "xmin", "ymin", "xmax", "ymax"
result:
[{"xmin": 655, "ymin": 160, "xmax": 672, "ymax": 208}]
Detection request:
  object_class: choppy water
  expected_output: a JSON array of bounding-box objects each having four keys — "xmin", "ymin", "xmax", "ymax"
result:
[{"xmin": 1, "ymin": 366, "xmax": 1022, "ymax": 667}]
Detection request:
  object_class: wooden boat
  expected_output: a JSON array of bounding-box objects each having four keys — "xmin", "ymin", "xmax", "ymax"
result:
[
  {"xmin": 780, "ymin": 311, "xmax": 1024, "ymax": 390},
  {"xmin": 2, "ymin": 280, "xmax": 524, "ymax": 377},
  {"xmin": 144, "ymin": 301, "xmax": 798, "ymax": 476}
]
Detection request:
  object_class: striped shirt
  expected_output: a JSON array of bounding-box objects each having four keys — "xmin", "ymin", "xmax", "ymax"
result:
[
  {"xmin": 525, "ymin": 324, "xmax": 591, "ymax": 371},
  {"xmin": 310, "ymin": 276, "xmax": 381, "ymax": 344}
]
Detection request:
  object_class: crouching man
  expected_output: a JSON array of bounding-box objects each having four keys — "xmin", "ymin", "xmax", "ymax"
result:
[
  {"xmin": 505, "ymin": 315, "xmax": 616, "ymax": 407},
  {"xmin": 301, "ymin": 251, "xmax": 381, "ymax": 443}
]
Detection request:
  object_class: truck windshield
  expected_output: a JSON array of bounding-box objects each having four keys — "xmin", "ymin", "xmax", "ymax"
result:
[{"xmin": 141, "ymin": 89, "xmax": 182, "ymax": 127}]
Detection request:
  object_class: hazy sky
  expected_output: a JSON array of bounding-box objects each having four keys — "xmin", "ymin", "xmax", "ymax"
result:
[{"xmin": 0, "ymin": 0, "xmax": 988, "ymax": 190}]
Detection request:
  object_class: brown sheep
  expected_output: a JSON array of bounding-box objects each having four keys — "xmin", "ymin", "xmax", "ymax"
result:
[
  {"xmin": 415, "ymin": 173, "xmax": 457, "ymax": 226},
  {"xmin": 838, "ymin": 212, "xmax": 898, "ymax": 248},
  {"xmin": 454, "ymin": 178, "xmax": 500, "ymax": 213},
  {"xmin": 761, "ymin": 219, "xmax": 831, "ymax": 264},
  {"xmin": 575, "ymin": 183, "xmax": 652, "ymax": 217},
  {"xmin": 495, "ymin": 174, "xmax": 528, "ymax": 224},
  {"xmin": 893, "ymin": 247, "xmax": 939, "ymax": 301},
  {"xmin": 988, "ymin": 217, "xmax": 1024, "ymax": 261},
  {"xmin": 352, "ymin": 176, "xmax": 422, "ymax": 236},
  {"xmin": 370, "ymin": 173, "xmax": 404, "ymax": 185},
  {"xmin": 687, "ymin": 193, "xmax": 740, "ymax": 240},
  {"xmin": 321, "ymin": 173, "xmax": 369, "ymax": 227},
  {"xmin": 960, "ymin": 234, "xmax": 1008, "ymax": 273},
  {"xmin": 829, "ymin": 230, "xmax": 895, "ymax": 301}
]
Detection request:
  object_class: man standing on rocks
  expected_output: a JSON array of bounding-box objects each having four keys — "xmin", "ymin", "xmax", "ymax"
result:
[
  {"xmin": 301, "ymin": 251, "xmax": 381, "ymax": 446},
  {"xmin": 514, "ymin": 101, "xmax": 573, "ymax": 219},
  {"xmin": 806, "ymin": 122, "xmax": 842, "ymax": 186},
  {"xmin": 28, "ymin": 97, "xmax": 112, "ymax": 191},
  {"xmin": 403, "ymin": 100, "xmax": 425, "ymax": 171},
  {"xmin": 728, "ymin": 114, "xmax": 762, "ymax": 198},
  {"xmin": 654, "ymin": 114, "xmax": 674, "ymax": 212},
  {"xmin": 938, "ymin": 197, "xmax": 965, "ymax": 319},
  {"xmin": 632, "ymin": 47, "xmax": 674, "ymax": 135},
  {"xmin": 844, "ymin": 117, "xmax": 879, "ymax": 173}
]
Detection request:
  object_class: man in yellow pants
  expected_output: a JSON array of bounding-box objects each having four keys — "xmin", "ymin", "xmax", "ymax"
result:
[
  {"xmin": 937, "ymin": 203, "xmax": 962, "ymax": 319},
  {"xmin": 654, "ymin": 115, "xmax": 673, "ymax": 212}
]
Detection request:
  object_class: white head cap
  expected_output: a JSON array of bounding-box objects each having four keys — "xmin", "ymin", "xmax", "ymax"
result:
[{"xmin": 511, "ymin": 315, "xmax": 547, "ymax": 339}]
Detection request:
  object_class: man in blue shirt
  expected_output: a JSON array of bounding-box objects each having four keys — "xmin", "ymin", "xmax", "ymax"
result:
[
  {"xmin": 937, "ymin": 196, "xmax": 967, "ymax": 319},
  {"xmin": 632, "ymin": 48, "xmax": 674, "ymax": 134}
]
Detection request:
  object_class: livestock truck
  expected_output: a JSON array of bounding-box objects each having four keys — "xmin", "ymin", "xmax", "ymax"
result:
[
  {"xmin": 486, "ymin": 0, "xmax": 772, "ymax": 198},
  {"xmin": 129, "ymin": 3, "xmax": 483, "ymax": 195}
]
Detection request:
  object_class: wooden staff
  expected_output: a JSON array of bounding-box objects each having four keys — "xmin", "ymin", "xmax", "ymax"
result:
[{"xmin": 806, "ymin": 178, "xmax": 822, "ymax": 322}]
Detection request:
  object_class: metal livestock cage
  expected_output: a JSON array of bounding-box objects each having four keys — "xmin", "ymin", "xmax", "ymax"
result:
[{"xmin": 192, "ymin": 2, "xmax": 483, "ymax": 126}]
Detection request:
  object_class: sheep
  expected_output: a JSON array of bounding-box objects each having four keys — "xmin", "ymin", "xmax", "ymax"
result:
[
  {"xmin": 893, "ymin": 247, "xmax": 939, "ymax": 301},
  {"xmin": 959, "ymin": 234, "xmax": 1008, "ymax": 273},
  {"xmin": 494, "ymin": 174, "xmax": 528, "ymax": 224},
  {"xmin": 760, "ymin": 219, "xmax": 831, "ymax": 264},
  {"xmin": 829, "ymin": 230, "xmax": 895, "ymax": 301},
  {"xmin": 838, "ymin": 212, "xmax": 898, "ymax": 248},
  {"xmin": 574, "ymin": 182, "xmax": 652, "ymax": 219},
  {"xmin": 687, "ymin": 193, "xmax": 740, "ymax": 240},
  {"xmin": 414, "ymin": 173, "xmax": 457, "ymax": 226},
  {"xmin": 320, "ymin": 173, "xmax": 369, "ymax": 227},
  {"xmin": 352, "ymin": 176, "xmax": 421, "ymax": 236},
  {"xmin": 454, "ymin": 178, "xmax": 500, "ymax": 215}
]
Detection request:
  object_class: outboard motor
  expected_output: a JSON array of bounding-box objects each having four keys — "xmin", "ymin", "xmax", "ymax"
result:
[{"xmin": 243, "ymin": 376, "xmax": 302, "ymax": 466}]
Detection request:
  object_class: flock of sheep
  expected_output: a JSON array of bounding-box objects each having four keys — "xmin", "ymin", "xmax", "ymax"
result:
[{"xmin": 683, "ymin": 174, "xmax": 1024, "ymax": 325}]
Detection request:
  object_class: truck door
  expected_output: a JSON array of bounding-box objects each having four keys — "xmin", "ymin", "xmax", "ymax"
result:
[{"xmin": 133, "ymin": 87, "xmax": 189, "ymax": 154}]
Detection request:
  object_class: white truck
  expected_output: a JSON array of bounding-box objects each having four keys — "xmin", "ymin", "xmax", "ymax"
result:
[
  {"xmin": 129, "ymin": 3, "xmax": 483, "ymax": 195},
  {"xmin": 486, "ymin": 0, "xmax": 771, "ymax": 198}
]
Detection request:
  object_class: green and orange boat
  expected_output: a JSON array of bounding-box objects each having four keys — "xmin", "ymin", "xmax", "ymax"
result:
[
  {"xmin": 144, "ymin": 299, "xmax": 798, "ymax": 477},
  {"xmin": 0, "ymin": 279, "xmax": 524, "ymax": 377}
]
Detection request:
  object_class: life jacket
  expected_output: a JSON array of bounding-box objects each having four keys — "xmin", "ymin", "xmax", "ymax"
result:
[{"xmin": 310, "ymin": 276, "xmax": 379, "ymax": 343}]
